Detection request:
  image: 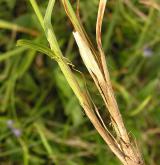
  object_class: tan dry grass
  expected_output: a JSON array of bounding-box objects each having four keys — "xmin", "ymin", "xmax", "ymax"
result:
[{"xmin": 61, "ymin": 0, "xmax": 144, "ymax": 164}]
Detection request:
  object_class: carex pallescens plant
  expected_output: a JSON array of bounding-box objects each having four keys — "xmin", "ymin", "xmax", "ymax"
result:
[{"xmin": 17, "ymin": 0, "xmax": 144, "ymax": 164}]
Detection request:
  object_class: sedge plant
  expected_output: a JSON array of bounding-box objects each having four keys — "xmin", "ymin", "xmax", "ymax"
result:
[{"xmin": 17, "ymin": 0, "xmax": 144, "ymax": 164}]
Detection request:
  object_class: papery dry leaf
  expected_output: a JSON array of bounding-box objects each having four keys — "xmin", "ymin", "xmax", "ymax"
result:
[{"xmin": 62, "ymin": 0, "xmax": 144, "ymax": 164}]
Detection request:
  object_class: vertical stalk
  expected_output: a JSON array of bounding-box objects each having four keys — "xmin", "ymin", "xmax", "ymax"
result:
[{"xmin": 26, "ymin": 0, "xmax": 144, "ymax": 164}]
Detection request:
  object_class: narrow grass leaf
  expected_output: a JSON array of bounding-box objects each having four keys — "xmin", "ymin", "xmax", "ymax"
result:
[
  {"xmin": 130, "ymin": 95, "xmax": 152, "ymax": 116},
  {"xmin": 0, "ymin": 19, "xmax": 39, "ymax": 36},
  {"xmin": 17, "ymin": 39, "xmax": 55, "ymax": 59},
  {"xmin": 35, "ymin": 123, "xmax": 57, "ymax": 163},
  {"xmin": 0, "ymin": 47, "xmax": 27, "ymax": 62},
  {"xmin": 19, "ymin": 139, "xmax": 29, "ymax": 165},
  {"xmin": 29, "ymin": 0, "xmax": 44, "ymax": 28}
]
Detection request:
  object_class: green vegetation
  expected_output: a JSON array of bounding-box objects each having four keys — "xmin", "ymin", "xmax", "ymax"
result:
[{"xmin": 0, "ymin": 0, "xmax": 160, "ymax": 164}]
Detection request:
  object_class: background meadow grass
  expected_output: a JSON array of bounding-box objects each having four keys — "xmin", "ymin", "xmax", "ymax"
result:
[{"xmin": 0, "ymin": 0, "xmax": 160, "ymax": 164}]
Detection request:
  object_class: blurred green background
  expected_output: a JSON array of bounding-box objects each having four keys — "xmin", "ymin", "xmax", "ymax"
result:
[{"xmin": 0, "ymin": 0, "xmax": 160, "ymax": 164}]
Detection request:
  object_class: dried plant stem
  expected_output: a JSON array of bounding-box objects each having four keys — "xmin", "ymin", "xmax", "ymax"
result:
[
  {"xmin": 61, "ymin": 0, "xmax": 144, "ymax": 164},
  {"xmin": 25, "ymin": 0, "xmax": 144, "ymax": 164},
  {"xmin": 43, "ymin": 1, "xmax": 127, "ymax": 163}
]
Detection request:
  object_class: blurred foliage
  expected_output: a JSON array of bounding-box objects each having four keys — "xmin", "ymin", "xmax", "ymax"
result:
[{"xmin": 0, "ymin": 0, "xmax": 160, "ymax": 164}]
